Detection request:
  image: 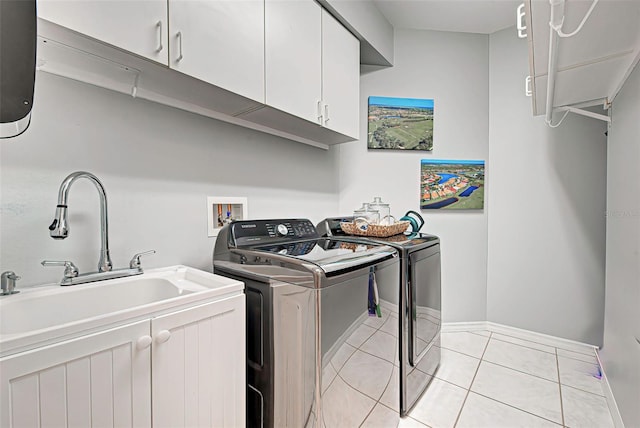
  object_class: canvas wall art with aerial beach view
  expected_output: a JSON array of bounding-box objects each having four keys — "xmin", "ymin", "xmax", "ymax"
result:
[
  {"xmin": 420, "ymin": 159, "xmax": 485, "ymax": 209},
  {"xmin": 367, "ymin": 96, "xmax": 434, "ymax": 150}
]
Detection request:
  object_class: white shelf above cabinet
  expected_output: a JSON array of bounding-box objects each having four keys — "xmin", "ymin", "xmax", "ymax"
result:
[{"xmin": 525, "ymin": 0, "xmax": 640, "ymax": 120}]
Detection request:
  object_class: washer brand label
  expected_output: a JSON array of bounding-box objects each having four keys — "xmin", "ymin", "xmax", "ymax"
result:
[{"xmin": 241, "ymin": 224, "xmax": 257, "ymax": 228}]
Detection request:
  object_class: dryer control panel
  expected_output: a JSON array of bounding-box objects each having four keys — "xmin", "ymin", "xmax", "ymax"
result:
[{"xmin": 230, "ymin": 219, "xmax": 318, "ymax": 247}]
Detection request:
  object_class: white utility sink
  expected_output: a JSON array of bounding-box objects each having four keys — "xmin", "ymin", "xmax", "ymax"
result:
[{"xmin": 0, "ymin": 265, "xmax": 243, "ymax": 357}]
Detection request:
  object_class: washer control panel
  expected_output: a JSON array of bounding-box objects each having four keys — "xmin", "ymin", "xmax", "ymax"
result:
[{"xmin": 230, "ymin": 219, "xmax": 318, "ymax": 247}]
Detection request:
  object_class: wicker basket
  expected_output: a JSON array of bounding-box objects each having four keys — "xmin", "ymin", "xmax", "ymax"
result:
[{"xmin": 340, "ymin": 220, "xmax": 410, "ymax": 238}]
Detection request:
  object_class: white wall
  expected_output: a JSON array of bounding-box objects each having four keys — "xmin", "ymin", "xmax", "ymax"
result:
[
  {"xmin": 600, "ymin": 62, "xmax": 640, "ymax": 428},
  {"xmin": 486, "ymin": 28, "xmax": 607, "ymax": 345},
  {"xmin": 338, "ymin": 29, "xmax": 490, "ymax": 323},
  {"xmin": 0, "ymin": 72, "xmax": 339, "ymax": 287}
]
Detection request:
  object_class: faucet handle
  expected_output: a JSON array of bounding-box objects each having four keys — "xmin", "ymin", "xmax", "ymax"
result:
[
  {"xmin": 129, "ymin": 250, "xmax": 156, "ymax": 269},
  {"xmin": 41, "ymin": 260, "xmax": 79, "ymax": 279},
  {"xmin": 1, "ymin": 271, "xmax": 21, "ymax": 295}
]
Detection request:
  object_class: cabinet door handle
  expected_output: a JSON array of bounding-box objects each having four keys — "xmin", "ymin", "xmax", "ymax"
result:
[
  {"xmin": 317, "ymin": 100, "xmax": 323, "ymax": 124},
  {"xmin": 516, "ymin": 3, "xmax": 527, "ymax": 38},
  {"xmin": 176, "ymin": 31, "xmax": 184, "ymax": 62},
  {"xmin": 155, "ymin": 21, "xmax": 163, "ymax": 53},
  {"xmin": 155, "ymin": 330, "xmax": 171, "ymax": 344},
  {"xmin": 324, "ymin": 104, "xmax": 330, "ymax": 124},
  {"xmin": 137, "ymin": 335, "xmax": 153, "ymax": 350}
]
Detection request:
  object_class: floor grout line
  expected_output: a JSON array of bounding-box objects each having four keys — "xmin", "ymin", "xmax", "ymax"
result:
[
  {"xmin": 490, "ymin": 335, "xmax": 557, "ymax": 355},
  {"xmin": 555, "ymin": 347, "xmax": 567, "ymax": 427},
  {"xmin": 488, "ymin": 329, "xmax": 596, "ymax": 357},
  {"xmin": 439, "ymin": 344, "xmax": 486, "ymax": 360},
  {"xmin": 556, "ymin": 353, "xmax": 599, "ymax": 364},
  {"xmin": 470, "ymin": 390, "xmax": 565, "ymax": 426},
  {"xmin": 560, "ymin": 382, "xmax": 606, "ymax": 398},
  {"xmin": 452, "ymin": 331, "xmax": 492, "ymax": 427},
  {"xmin": 477, "ymin": 358, "xmax": 560, "ymax": 385}
]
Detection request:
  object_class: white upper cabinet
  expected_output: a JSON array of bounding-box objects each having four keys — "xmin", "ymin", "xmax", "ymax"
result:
[
  {"xmin": 263, "ymin": 0, "xmax": 360, "ymax": 139},
  {"xmin": 39, "ymin": 0, "xmax": 264, "ymax": 103},
  {"xmin": 168, "ymin": 0, "xmax": 265, "ymax": 103},
  {"xmin": 264, "ymin": 0, "xmax": 323, "ymax": 125},
  {"xmin": 321, "ymin": 9, "xmax": 360, "ymax": 139},
  {"xmin": 36, "ymin": 0, "xmax": 361, "ymax": 146},
  {"xmin": 37, "ymin": 0, "xmax": 169, "ymax": 65}
]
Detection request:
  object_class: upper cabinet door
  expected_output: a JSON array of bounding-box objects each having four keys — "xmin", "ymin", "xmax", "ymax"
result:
[
  {"xmin": 37, "ymin": 0, "xmax": 169, "ymax": 65},
  {"xmin": 168, "ymin": 0, "xmax": 265, "ymax": 104},
  {"xmin": 265, "ymin": 0, "xmax": 322, "ymax": 124},
  {"xmin": 321, "ymin": 9, "xmax": 360, "ymax": 139}
]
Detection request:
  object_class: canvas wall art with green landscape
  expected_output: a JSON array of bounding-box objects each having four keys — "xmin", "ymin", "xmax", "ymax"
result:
[{"xmin": 367, "ymin": 96, "xmax": 434, "ymax": 150}]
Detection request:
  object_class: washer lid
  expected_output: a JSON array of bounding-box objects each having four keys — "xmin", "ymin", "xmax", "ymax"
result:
[{"xmin": 249, "ymin": 238, "xmax": 397, "ymax": 276}]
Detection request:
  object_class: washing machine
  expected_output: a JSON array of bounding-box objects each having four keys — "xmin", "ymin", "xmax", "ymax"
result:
[
  {"xmin": 213, "ymin": 219, "xmax": 402, "ymax": 428},
  {"xmin": 316, "ymin": 217, "xmax": 442, "ymax": 415}
]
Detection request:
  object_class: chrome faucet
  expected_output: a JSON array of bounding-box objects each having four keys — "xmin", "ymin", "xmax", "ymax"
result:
[
  {"xmin": 48, "ymin": 171, "xmax": 112, "ymax": 272},
  {"xmin": 1, "ymin": 271, "xmax": 21, "ymax": 295},
  {"xmin": 43, "ymin": 171, "xmax": 155, "ymax": 286}
]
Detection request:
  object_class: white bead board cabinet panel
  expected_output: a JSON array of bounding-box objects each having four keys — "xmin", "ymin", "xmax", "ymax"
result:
[
  {"xmin": 37, "ymin": 0, "xmax": 169, "ymax": 65},
  {"xmin": 0, "ymin": 294, "xmax": 245, "ymax": 428},
  {"xmin": 0, "ymin": 320, "xmax": 152, "ymax": 428},
  {"xmin": 152, "ymin": 295, "xmax": 246, "ymax": 428}
]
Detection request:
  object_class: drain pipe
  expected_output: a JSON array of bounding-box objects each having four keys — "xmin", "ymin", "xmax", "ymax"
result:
[{"xmin": 545, "ymin": 0, "xmax": 565, "ymax": 126}]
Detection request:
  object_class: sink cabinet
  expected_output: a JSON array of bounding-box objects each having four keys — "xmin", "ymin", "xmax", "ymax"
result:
[{"xmin": 0, "ymin": 293, "xmax": 245, "ymax": 428}]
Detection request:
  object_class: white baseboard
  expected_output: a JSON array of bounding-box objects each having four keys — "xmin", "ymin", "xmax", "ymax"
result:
[
  {"xmin": 595, "ymin": 351, "xmax": 626, "ymax": 428},
  {"xmin": 442, "ymin": 321, "xmax": 598, "ymax": 354},
  {"xmin": 441, "ymin": 321, "xmax": 488, "ymax": 333}
]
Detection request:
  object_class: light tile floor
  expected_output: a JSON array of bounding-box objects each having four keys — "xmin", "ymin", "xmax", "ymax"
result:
[{"xmin": 363, "ymin": 329, "xmax": 617, "ymax": 428}]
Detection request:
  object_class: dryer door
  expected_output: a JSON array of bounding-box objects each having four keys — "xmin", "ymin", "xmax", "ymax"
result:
[{"xmin": 409, "ymin": 245, "xmax": 441, "ymax": 366}]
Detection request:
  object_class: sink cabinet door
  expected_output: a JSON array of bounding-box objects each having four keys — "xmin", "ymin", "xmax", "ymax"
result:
[
  {"xmin": 0, "ymin": 320, "xmax": 152, "ymax": 428},
  {"xmin": 151, "ymin": 294, "xmax": 246, "ymax": 428}
]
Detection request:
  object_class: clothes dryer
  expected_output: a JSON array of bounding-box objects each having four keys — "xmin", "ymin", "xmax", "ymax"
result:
[{"xmin": 317, "ymin": 217, "xmax": 441, "ymax": 415}]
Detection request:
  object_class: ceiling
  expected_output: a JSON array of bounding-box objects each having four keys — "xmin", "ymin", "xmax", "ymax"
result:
[{"xmin": 373, "ymin": 0, "xmax": 522, "ymax": 34}]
